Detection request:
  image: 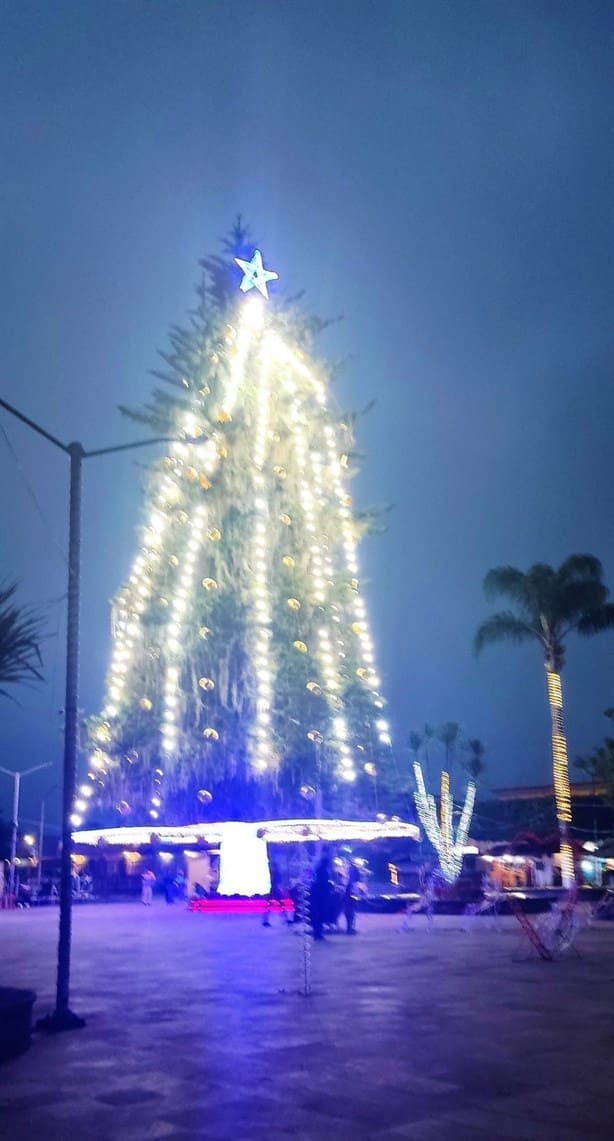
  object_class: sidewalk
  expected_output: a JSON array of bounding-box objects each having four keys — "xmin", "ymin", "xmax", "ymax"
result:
[{"xmin": 1, "ymin": 905, "xmax": 612, "ymax": 1140}]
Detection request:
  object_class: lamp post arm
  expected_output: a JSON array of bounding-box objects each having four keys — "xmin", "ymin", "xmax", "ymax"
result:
[
  {"xmin": 17, "ymin": 763, "xmax": 53, "ymax": 778},
  {"xmin": 0, "ymin": 397, "xmax": 68, "ymax": 453},
  {"xmin": 84, "ymin": 435, "xmax": 184, "ymax": 458}
]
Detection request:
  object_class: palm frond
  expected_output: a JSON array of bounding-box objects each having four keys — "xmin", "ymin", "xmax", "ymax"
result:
[
  {"xmin": 576, "ymin": 603, "xmax": 614, "ymax": 636},
  {"xmin": 482, "ymin": 566, "xmax": 527, "ymax": 606},
  {"xmin": 474, "ymin": 611, "xmax": 537, "ymax": 656},
  {"xmin": 554, "ymin": 580, "xmax": 608, "ymax": 626},
  {"xmin": 0, "ymin": 581, "xmax": 45, "ymax": 694},
  {"xmin": 557, "ymin": 554, "xmax": 604, "ymax": 586}
]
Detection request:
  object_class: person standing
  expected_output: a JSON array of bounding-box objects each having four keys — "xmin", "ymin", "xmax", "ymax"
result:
[
  {"xmin": 344, "ymin": 861, "xmax": 362, "ymax": 934},
  {"xmin": 262, "ymin": 859, "xmax": 289, "ymax": 926},
  {"xmin": 141, "ymin": 868, "xmax": 156, "ymax": 906},
  {"xmin": 310, "ymin": 849, "xmax": 332, "ymax": 941}
]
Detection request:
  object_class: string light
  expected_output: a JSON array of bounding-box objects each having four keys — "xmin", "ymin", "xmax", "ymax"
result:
[
  {"xmin": 72, "ymin": 817, "xmax": 420, "ymax": 848},
  {"xmin": 88, "ymin": 259, "xmax": 392, "ymax": 823},
  {"xmin": 546, "ymin": 668, "xmax": 574, "ymax": 885},
  {"xmin": 248, "ymin": 345, "xmax": 275, "ymax": 773}
]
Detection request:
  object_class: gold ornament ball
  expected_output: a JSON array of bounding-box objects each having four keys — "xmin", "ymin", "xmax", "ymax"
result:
[
  {"xmin": 279, "ymin": 513, "xmax": 292, "ymax": 527},
  {"xmin": 139, "ymin": 698, "xmax": 153, "ymax": 712},
  {"xmin": 200, "ymin": 475, "xmax": 212, "ymax": 489},
  {"xmin": 202, "ymin": 577, "xmax": 218, "ymax": 591},
  {"xmin": 176, "ymin": 510, "xmax": 189, "ymax": 524},
  {"xmin": 356, "ymin": 667, "xmax": 369, "ymax": 680},
  {"xmin": 159, "ymin": 596, "xmax": 169, "ymax": 607},
  {"xmin": 216, "ymin": 442, "xmax": 228, "ymax": 458},
  {"xmin": 202, "ymin": 727, "xmax": 219, "ymax": 741},
  {"xmin": 217, "ymin": 410, "xmax": 232, "ymax": 424},
  {"xmin": 273, "ymin": 465, "xmax": 287, "ymax": 480},
  {"xmin": 185, "ymin": 467, "xmax": 198, "ymax": 482},
  {"xmin": 292, "ymin": 639, "xmax": 308, "ymax": 654},
  {"xmin": 306, "ymin": 681, "xmax": 322, "ymax": 696},
  {"xmin": 207, "ymin": 527, "xmax": 222, "ymax": 542},
  {"xmin": 351, "ymin": 621, "xmax": 365, "ymax": 635},
  {"xmin": 169, "ymin": 555, "xmax": 179, "ymax": 567},
  {"xmin": 287, "ymin": 597, "xmax": 301, "ymax": 611},
  {"xmin": 282, "ymin": 555, "xmax": 295, "ymax": 568},
  {"xmin": 198, "ymin": 626, "xmax": 211, "ymax": 639},
  {"xmin": 364, "ymin": 762, "xmax": 377, "ymax": 777},
  {"xmin": 198, "ymin": 677, "xmax": 215, "ymax": 691}
]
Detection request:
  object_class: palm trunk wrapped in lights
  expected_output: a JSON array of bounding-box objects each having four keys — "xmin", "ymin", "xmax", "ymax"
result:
[
  {"xmin": 545, "ymin": 668, "xmax": 574, "ymax": 887},
  {"xmin": 413, "ymin": 762, "xmax": 476, "ymax": 884}
]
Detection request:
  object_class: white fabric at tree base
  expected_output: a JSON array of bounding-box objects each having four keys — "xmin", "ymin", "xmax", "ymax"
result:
[{"xmin": 216, "ymin": 822, "xmax": 271, "ymax": 897}]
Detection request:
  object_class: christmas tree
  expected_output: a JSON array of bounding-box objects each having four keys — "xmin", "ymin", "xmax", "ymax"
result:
[{"xmin": 75, "ymin": 223, "xmax": 397, "ymax": 829}]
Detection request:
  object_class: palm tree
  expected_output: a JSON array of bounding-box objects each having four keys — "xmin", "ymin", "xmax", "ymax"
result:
[
  {"xmin": 474, "ymin": 555, "xmax": 614, "ymax": 885},
  {"xmin": 422, "ymin": 723, "xmax": 435, "ymax": 781},
  {"xmin": 464, "ymin": 738, "xmax": 486, "ymax": 783},
  {"xmin": 438, "ymin": 721, "xmax": 460, "ymax": 776},
  {"xmin": 0, "ymin": 581, "xmax": 44, "ymax": 697}
]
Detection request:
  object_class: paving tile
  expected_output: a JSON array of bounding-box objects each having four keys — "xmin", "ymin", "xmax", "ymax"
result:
[{"xmin": 1, "ymin": 906, "xmax": 613, "ymax": 1140}]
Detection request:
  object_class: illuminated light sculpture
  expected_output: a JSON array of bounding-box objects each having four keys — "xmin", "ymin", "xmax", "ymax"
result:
[
  {"xmin": 412, "ymin": 762, "xmax": 476, "ymax": 884},
  {"xmin": 81, "ymin": 231, "xmax": 394, "ymax": 826}
]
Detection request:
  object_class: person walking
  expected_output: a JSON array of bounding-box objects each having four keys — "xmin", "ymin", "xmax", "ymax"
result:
[{"xmin": 141, "ymin": 868, "xmax": 156, "ymax": 906}]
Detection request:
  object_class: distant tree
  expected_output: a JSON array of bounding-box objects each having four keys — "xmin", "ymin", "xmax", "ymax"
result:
[
  {"xmin": 408, "ymin": 731, "xmax": 422, "ymax": 759},
  {"xmin": 419, "ymin": 725, "xmax": 435, "ymax": 780},
  {"xmin": 576, "ymin": 709, "xmax": 614, "ymax": 807},
  {"xmin": 464, "ymin": 738, "xmax": 486, "ymax": 783},
  {"xmin": 438, "ymin": 721, "xmax": 461, "ymax": 776},
  {"xmin": 474, "ymin": 555, "xmax": 614, "ymax": 884},
  {"xmin": 0, "ymin": 581, "xmax": 44, "ymax": 697}
]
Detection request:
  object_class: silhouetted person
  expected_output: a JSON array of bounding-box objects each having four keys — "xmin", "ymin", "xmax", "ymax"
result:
[
  {"xmin": 310, "ymin": 850, "xmax": 332, "ymax": 940},
  {"xmin": 263, "ymin": 859, "xmax": 289, "ymax": 926},
  {"xmin": 344, "ymin": 862, "xmax": 362, "ymax": 934}
]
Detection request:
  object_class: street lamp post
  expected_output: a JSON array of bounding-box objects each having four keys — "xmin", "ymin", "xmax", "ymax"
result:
[
  {"xmin": 0, "ymin": 762, "xmax": 52, "ymax": 898},
  {"xmin": 0, "ymin": 396, "xmax": 182, "ymax": 1032}
]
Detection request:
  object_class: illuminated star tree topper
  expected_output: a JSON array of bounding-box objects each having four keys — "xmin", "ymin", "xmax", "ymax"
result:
[{"xmin": 234, "ymin": 248, "xmax": 279, "ymax": 299}]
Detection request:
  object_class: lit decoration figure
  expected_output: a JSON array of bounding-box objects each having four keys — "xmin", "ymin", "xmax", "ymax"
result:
[
  {"xmin": 412, "ymin": 762, "xmax": 476, "ymax": 884},
  {"xmin": 78, "ymin": 224, "xmax": 396, "ymax": 829}
]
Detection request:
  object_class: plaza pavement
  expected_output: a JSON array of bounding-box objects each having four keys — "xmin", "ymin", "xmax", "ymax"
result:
[{"xmin": 1, "ymin": 903, "xmax": 613, "ymax": 1140}]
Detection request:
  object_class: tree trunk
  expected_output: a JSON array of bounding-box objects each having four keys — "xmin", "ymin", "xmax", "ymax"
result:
[{"xmin": 545, "ymin": 667, "xmax": 575, "ymax": 886}]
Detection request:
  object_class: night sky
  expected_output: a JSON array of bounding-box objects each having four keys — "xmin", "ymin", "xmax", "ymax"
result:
[{"xmin": 1, "ymin": 1, "xmax": 613, "ymax": 832}]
